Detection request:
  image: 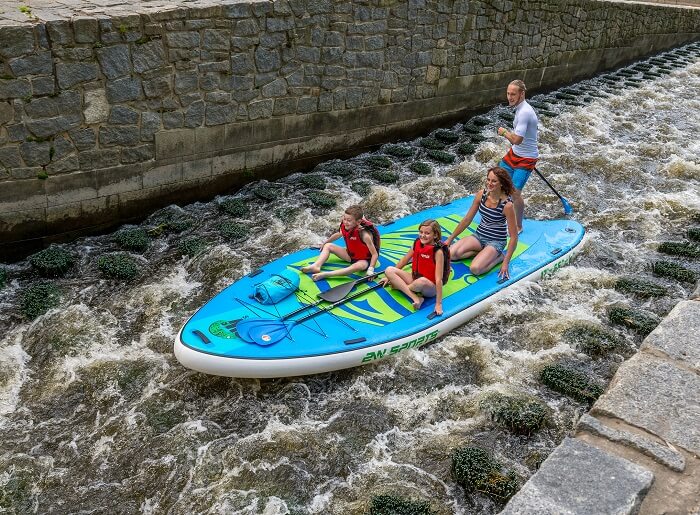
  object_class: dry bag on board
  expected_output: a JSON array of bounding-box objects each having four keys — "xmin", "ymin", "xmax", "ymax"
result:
[{"xmin": 251, "ymin": 269, "xmax": 300, "ymax": 304}]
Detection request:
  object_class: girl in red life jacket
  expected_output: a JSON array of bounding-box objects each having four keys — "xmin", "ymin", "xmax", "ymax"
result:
[
  {"xmin": 301, "ymin": 204, "xmax": 380, "ymax": 282},
  {"xmin": 380, "ymin": 219, "xmax": 446, "ymax": 316}
]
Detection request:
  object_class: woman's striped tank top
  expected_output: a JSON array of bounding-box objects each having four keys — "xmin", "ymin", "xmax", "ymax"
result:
[{"xmin": 475, "ymin": 190, "xmax": 510, "ymax": 241}]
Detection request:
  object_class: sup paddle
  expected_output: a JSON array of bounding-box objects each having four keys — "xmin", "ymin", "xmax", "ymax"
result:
[
  {"xmin": 318, "ymin": 270, "xmax": 384, "ymax": 302},
  {"xmin": 534, "ymin": 167, "xmax": 573, "ymax": 215},
  {"xmin": 240, "ymin": 282, "xmax": 385, "ymax": 346}
]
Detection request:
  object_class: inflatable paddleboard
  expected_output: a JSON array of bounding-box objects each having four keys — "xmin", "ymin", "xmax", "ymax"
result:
[{"xmin": 175, "ymin": 196, "xmax": 585, "ymax": 378}]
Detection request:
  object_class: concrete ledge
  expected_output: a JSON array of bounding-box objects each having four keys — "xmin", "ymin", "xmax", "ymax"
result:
[
  {"xmin": 640, "ymin": 300, "xmax": 700, "ymax": 370},
  {"xmin": 501, "ymin": 438, "xmax": 653, "ymax": 515}
]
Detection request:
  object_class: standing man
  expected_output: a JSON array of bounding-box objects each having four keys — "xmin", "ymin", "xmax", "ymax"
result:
[{"xmin": 496, "ymin": 79, "xmax": 538, "ymax": 232}]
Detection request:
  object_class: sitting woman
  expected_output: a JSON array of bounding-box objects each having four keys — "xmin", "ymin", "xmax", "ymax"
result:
[
  {"xmin": 445, "ymin": 166, "xmax": 518, "ymax": 280},
  {"xmin": 380, "ymin": 219, "xmax": 449, "ymax": 316}
]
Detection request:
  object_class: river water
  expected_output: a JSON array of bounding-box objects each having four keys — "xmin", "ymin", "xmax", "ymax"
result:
[{"xmin": 1, "ymin": 43, "xmax": 699, "ymax": 514}]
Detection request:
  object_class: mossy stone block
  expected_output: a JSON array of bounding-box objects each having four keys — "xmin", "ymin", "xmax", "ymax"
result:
[
  {"xmin": 479, "ymin": 393, "xmax": 548, "ymax": 435},
  {"xmin": 218, "ymin": 198, "xmax": 250, "ymax": 217},
  {"xmin": 419, "ymin": 137, "xmax": 446, "ymax": 150},
  {"xmin": 97, "ymin": 253, "xmax": 141, "ymax": 280},
  {"xmin": 369, "ymin": 495, "xmax": 433, "ymax": 515},
  {"xmin": 471, "ymin": 116, "xmax": 491, "ymax": 126},
  {"xmin": 563, "ymin": 322, "xmax": 627, "ymax": 358},
  {"xmin": 351, "ymin": 181, "xmax": 371, "ymax": 196},
  {"xmin": 253, "ymin": 185, "xmax": 277, "ymax": 202},
  {"xmin": 320, "ymin": 161, "xmax": 354, "ymax": 177},
  {"xmin": 658, "ymin": 242, "xmax": 700, "ymax": 258},
  {"xmin": 370, "ymin": 169, "xmax": 399, "ymax": 183},
  {"xmin": 218, "ymin": 221, "xmax": 248, "ymax": 242},
  {"xmin": 178, "ymin": 237, "xmax": 209, "ymax": 257},
  {"xmin": 21, "ymin": 281, "xmax": 61, "ymax": 319},
  {"xmin": 114, "ymin": 228, "xmax": 150, "ymax": 252},
  {"xmin": 433, "ymin": 129, "xmax": 459, "ymax": 143},
  {"xmin": 426, "ymin": 149, "xmax": 456, "ymax": 164},
  {"xmin": 383, "ymin": 144, "xmax": 415, "ymax": 158},
  {"xmin": 458, "ymin": 143, "xmax": 477, "ymax": 156},
  {"xmin": 463, "ymin": 123, "xmax": 481, "ymax": 135},
  {"xmin": 298, "ymin": 174, "xmax": 327, "ymax": 189},
  {"xmin": 365, "ymin": 155, "xmax": 392, "ymax": 169},
  {"xmin": 651, "ymin": 261, "xmax": 698, "ymax": 283},
  {"xmin": 308, "ymin": 191, "xmax": 336, "ymax": 208},
  {"xmin": 452, "ymin": 447, "xmax": 518, "ymax": 502},
  {"xmin": 29, "ymin": 246, "xmax": 75, "ymax": 277},
  {"xmin": 540, "ymin": 363, "xmax": 604, "ymax": 404},
  {"xmin": 410, "ymin": 161, "xmax": 431, "ymax": 175},
  {"xmin": 608, "ymin": 306, "xmax": 660, "ymax": 335},
  {"xmin": 614, "ymin": 277, "xmax": 668, "ymax": 298},
  {"xmin": 688, "ymin": 227, "xmax": 700, "ymax": 242}
]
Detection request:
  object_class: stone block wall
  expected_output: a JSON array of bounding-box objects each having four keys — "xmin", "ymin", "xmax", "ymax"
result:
[{"xmin": 1, "ymin": 0, "xmax": 699, "ymax": 253}]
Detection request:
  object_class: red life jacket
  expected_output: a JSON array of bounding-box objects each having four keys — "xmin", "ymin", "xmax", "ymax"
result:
[
  {"xmin": 339, "ymin": 219, "xmax": 381, "ymax": 261},
  {"xmin": 411, "ymin": 239, "xmax": 450, "ymax": 284}
]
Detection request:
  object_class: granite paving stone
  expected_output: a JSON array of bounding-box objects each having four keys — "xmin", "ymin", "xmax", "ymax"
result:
[
  {"xmin": 501, "ymin": 438, "xmax": 654, "ymax": 515},
  {"xmin": 640, "ymin": 300, "xmax": 700, "ymax": 370},
  {"xmin": 577, "ymin": 414, "xmax": 685, "ymax": 472},
  {"xmin": 592, "ymin": 352, "xmax": 700, "ymax": 455}
]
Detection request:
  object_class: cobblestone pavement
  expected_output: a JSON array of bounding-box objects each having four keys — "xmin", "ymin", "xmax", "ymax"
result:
[{"xmin": 503, "ymin": 291, "xmax": 700, "ymax": 515}]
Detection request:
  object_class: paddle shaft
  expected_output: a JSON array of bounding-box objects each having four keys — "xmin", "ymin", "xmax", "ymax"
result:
[
  {"xmin": 533, "ymin": 167, "xmax": 573, "ymax": 214},
  {"xmin": 294, "ymin": 282, "xmax": 384, "ymax": 325},
  {"xmin": 318, "ymin": 270, "xmax": 384, "ymax": 302}
]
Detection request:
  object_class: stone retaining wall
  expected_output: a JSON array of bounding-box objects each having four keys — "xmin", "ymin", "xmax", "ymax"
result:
[{"xmin": 1, "ymin": 0, "xmax": 700, "ymax": 254}]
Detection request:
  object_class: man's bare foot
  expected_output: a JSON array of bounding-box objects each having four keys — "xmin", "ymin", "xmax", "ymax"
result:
[
  {"xmin": 411, "ymin": 297, "xmax": 424, "ymax": 310},
  {"xmin": 312, "ymin": 272, "xmax": 328, "ymax": 282},
  {"xmin": 302, "ymin": 265, "xmax": 321, "ymax": 274}
]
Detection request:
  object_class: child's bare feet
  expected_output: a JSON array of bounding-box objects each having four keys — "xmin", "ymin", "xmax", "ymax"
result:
[
  {"xmin": 411, "ymin": 297, "xmax": 424, "ymax": 310},
  {"xmin": 302, "ymin": 265, "xmax": 321, "ymax": 274},
  {"xmin": 312, "ymin": 272, "xmax": 328, "ymax": 282}
]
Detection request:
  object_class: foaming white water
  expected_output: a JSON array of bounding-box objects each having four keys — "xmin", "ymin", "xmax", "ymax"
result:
[{"xmin": 0, "ymin": 328, "xmax": 30, "ymax": 424}]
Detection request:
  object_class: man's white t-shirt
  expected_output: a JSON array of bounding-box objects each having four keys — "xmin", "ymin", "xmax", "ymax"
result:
[{"xmin": 512, "ymin": 100, "xmax": 539, "ymax": 159}]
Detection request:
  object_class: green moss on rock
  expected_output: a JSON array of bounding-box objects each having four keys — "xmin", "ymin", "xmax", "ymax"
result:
[
  {"xmin": 471, "ymin": 116, "xmax": 491, "ymax": 126},
  {"xmin": 658, "ymin": 241, "xmax": 700, "ymax": 258},
  {"xmin": 21, "ymin": 281, "xmax": 61, "ymax": 319},
  {"xmin": 433, "ymin": 129, "xmax": 459, "ymax": 143},
  {"xmin": 463, "ymin": 124, "xmax": 481, "ymax": 135},
  {"xmin": 499, "ymin": 111, "xmax": 515, "ymax": 123},
  {"xmin": 410, "ymin": 161, "xmax": 432, "ymax": 175},
  {"xmin": 651, "ymin": 261, "xmax": 698, "ymax": 283},
  {"xmin": 253, "ymin": 185, "xmax": 277, "ymax": 202},
  {"xmin": 608, "ymin": 306, "xmax": 660, "ymax": 335},
  {"xmin": 150, "ymin": 208, "xmax": 195, "ymax": 235},
  {"xmin": 563, "ymin": 322, "xmax": 627, "ymax": 358},
  {"xmin": 218, "ymin": 198, "xmax": 250, "ymax": 217},
  {"xmin": 308, "ymin": 191, "xmax": 337, "ymax": 208},
  {"xmin": 320, "ymin": 161, "xmax": 354, "ymax": 177},
  {"xmin": 479, "ymin": 393, "xmax": 548, "ymax": 435},
  {"xmin": 369, "ymin": 494, "xmax": 433, "ymax": 515},
  {"xmin": 458, "ymin": 143, "xmax": 477, "ymax": 156},
  {"xmin": 419, "ymin": 137, "xmax": 446, "ymax": 150},
  {"xmin": 0, "ymin": 267, "xmax": 6, "ymax": 289},
  {"xmin": 540, "ymin": 363, "xmax": 604, "ymax": 404},
  {"xmin": 365, "ymin": 155, "xmax": 392, "ymax": 169},
  {"xmin": 452, "ymin": 447, "xmax": 518, "ymax": 502},
  {"xmin": 370, "ymin": 169, "xmax": 400, "ymax": 184},
  {"xmin": 426, "ymin": 149, "xmax": 456, "ymax": 164},
  {"xmin": 114, "ymin": 228, "xmax": 150, "ymax": 252},
  {"xmin": 218, "ymin": 222, "xmax": 248, "ymax": 242},
  {"xmin": 614, "ymin": 277, "xmax": 668, "ymax": 298},
  {"xmin": 299, "ymin": 174, "xmax": 327, "ymax": 189},
  {"xmin": 351, "ymin": 181, "xmax": 372, "ymax": 196},
  {"xmin": 29, "ymin": 246, "xmax": 75, "ymax": 277},
  {"xmin": 178, "ymin": 237, "xmax": 209, "ymax": 257},
  {"xmin": 97, "ymin": 253, "xmax": 141, "ymax": 280},
  {"xmin": 688, "ymin": 227, "xmax": 700, "ymax": 242},
  {"xmin": 383, "ymin": 144, "xmax": 415, "ymax": 158}
]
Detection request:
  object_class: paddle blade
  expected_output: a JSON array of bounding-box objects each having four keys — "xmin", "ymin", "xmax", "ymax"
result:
[
  {"xmin": 319, "ymin": 280, "xmax": 356, "ymax": 302},
  {"xmin": 561, "ymin": 197, "xmax": 574, "ymax": 215},
  {"xmin": 246, "ymin": 322, "xmax": 292, "ymax": 346},
  {"xmin": 235, "ymin": 318, "xmax": 283, "ymax": 343}
]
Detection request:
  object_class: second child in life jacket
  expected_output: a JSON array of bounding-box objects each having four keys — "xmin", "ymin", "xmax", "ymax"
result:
[
  {"xmin": 380, "ymin": 219, "xmax": 449, "ymax": 316},
  {"xmin": 302, "ymin": 204, "xmax": 381, "ymax": 282}
]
